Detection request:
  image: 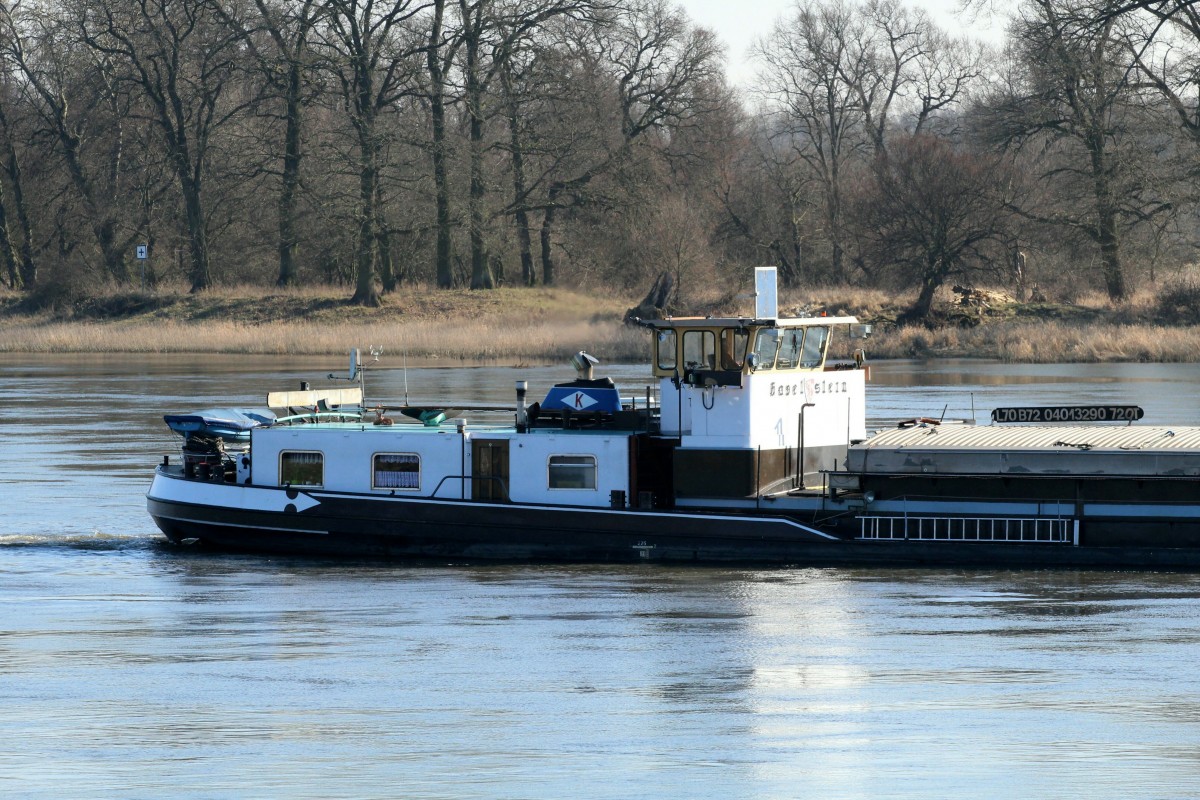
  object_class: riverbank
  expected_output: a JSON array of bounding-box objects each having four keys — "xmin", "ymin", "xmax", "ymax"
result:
[{"xmin": 0, "ymin": 283, "xmax": 1196, "ymax": 363}]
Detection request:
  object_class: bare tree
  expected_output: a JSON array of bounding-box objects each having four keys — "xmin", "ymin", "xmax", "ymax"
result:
[
  {"xmin": 754, "ymin": 0, "xmax": 870, "ymax": 281},
  {"xmin": 1109, "ymin": 0, "xmax": 1200, "ymax": 173},
  {"xmin": 455, "ymin": 0, "xmax": 588, "ymax": 289},
  {"xmin": 423, "ymin": 0, "xmax": 455, "ymax": 288},
  {"xmin": 78, "ymin": 0, "xmax": 250, "ymax": 292},
  {"xmin": 2, "ymin": 0, "xmax": 143, "ymax": 284},
  {"xmin": 0, "ymin": 63, "xmax": 33, "ymax": 288},
  {"xmin": 219, "ymin": 0, "xmax": 327, "ymax": 287},
  {"xmin": 853, "ymin": 0, "xmax": 928, "ymax": 155},
  {"xmin": 319, "ymin": 0, "xmax": 431, "ymax": 305},
  {"xmin": 854, "ymin": 134, "xmax": 1011, "ymax": 319},
  {"xmin": 534, "ymin": 0, "xmax": 720, "ymax": 285},
  {"xmin": 981, "ymin": 0, "xmax": 1157, "ymax": 301}
]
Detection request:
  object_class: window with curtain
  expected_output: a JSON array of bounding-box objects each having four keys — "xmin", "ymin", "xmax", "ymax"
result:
[
  {"xmin": 280, "ymin": 451, "xmax": 323, "ymax": 486},
  {"xmin": 373, "ymin": 453, "xmax": 420, "ymax": 490}
]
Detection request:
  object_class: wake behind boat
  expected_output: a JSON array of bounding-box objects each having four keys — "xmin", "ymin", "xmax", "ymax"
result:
[{"xmin": 147, "ymin": 269, "xmax": 1200, "ymax": 568}]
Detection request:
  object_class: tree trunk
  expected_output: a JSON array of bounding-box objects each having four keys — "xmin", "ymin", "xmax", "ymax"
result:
[
  {"xmin": 0, "ymin": 101, "xmax": 20, "ymax": 287},
  {"xmin": 468, "ymin": 111, "xmax": 492, "ymax": 289},
  {"xmin": 277, "ymin": 63, "xmax": 303, "ymax": 287},
  {"xmin": 61, "ymin": 138, "xmax": 127, "ymax": 283},
  {"xmin": 540, "ymin": 183, "xmax": 561, "ymax": 286},
  {"xmin": 464, "ymin": 22, "xmax": 492, "ymax": 291},
  {"xmin": 1098, "ymin": 213, "xmax": 1124, "ymax": 301},
  {"xmin": 428, "ymin": 0, "xmax": 453, "ymax": 289},
  {"xmin": 4, "ymin": 135, "xmax": 34, "ymax": 290},
  {"xmin": 378, "ymin": 216, "xmax": 396, "ymax": 292},
  {"xmin": 826, "ymin": 169, "xmax": 844, "ymax": 279},
  {"xmin": 504, "ymin": 83, "xmax": 534, "ymax": 286},
  {"xmin": 1091, "ymin": 144, "xmax": 1125, "ymax": 301},
  {"xmin": 0, "ymin": 174, "xmax": 17, "ymax": 289},
  {"xmin": 911, "ymin": 277, "xmax": 939, "ymax": 319},
  {"xmin": 180, "ymin": 172, "xmax": 211, "ymax": 292},
  {"xmin": 501, "ymin": 69, "xmax": 535, "ymax": 284},
  {"xmin": 352, "ymin": 140, "xmax": 380, "ymax": 306}
]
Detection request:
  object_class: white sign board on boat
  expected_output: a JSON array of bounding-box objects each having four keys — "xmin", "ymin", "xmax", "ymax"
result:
[{"xmin": 755, "ymin": 266, "xmax": 778, "ymax": 319}]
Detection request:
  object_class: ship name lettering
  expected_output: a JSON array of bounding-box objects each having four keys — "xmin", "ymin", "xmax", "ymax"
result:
[{"xmin": 771, "ymin": 380, "xmax": 849, "ymax": 397}]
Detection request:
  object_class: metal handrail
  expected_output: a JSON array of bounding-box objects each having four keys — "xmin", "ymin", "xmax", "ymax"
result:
[
  {"xmin": 428, "ymin": 474, "xmax": 511, "ymax": 502},
  {"xmin": 858, "ymin": 515, "xmax": 1070, "ymax": 544}
]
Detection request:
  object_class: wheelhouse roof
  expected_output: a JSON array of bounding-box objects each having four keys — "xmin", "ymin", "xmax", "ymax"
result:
[{"xmin": 638, "ymin": 315, "xmax": 860, "ymax": 329}]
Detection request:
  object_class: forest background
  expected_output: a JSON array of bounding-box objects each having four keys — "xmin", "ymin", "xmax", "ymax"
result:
[{"xmin": 1, "ymin": 0, "xmax": 1200, "ymax": 361}]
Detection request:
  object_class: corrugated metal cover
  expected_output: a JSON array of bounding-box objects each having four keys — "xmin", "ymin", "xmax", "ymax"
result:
[{"xmin": 846, "ymin": 424, "xmax": 1200, "ymax": 477}]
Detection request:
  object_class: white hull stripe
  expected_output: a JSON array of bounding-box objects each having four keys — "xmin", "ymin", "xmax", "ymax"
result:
[
  {"xmin": 148, "ymin": 472, "xmax": 838, "ymax": 540},
  {"xmin": 149, "ymin": 474, "xmax": 320, "ymax": 513},
  {"xmin": 155, "ymin": 513, "xmax": 330, "ymax": 535}
]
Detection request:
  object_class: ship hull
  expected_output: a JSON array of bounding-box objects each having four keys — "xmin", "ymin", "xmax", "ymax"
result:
[{"xmin": 147, "ymin": 468, "xmax": 1200, "ymax": 569}]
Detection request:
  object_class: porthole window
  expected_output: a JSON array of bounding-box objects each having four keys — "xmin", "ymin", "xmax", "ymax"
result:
[
  {"xmin": 373, "ymin": 453, "xmax": 420, "ymax": 490},
  {"xmin": 280, "ymin": 451, "xmax": 323, "ymax": 487},
  {"xmin": 548, "ymin": 455, "xmax": 597, "ymax": 490}
]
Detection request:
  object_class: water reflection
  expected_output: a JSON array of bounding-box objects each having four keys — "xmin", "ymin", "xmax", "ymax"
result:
[{"xmin": 4, "ymin": 355, "xmax": 1200, "ymax": 796}]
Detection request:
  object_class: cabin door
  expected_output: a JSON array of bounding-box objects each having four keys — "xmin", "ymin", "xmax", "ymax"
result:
[{"xmin": 472, "ymin": 439, "xmax": 510, "ymax": 502}]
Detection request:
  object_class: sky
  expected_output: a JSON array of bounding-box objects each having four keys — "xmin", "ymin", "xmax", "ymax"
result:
[{"xmin": 678, "ymin": 0, "xmax": 1006, "ymax": 87}]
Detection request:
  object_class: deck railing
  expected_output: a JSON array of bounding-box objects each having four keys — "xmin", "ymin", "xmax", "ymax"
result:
[{"xmin": 858, "ymin": 515, "xmax": 1071, "ymax": 544}]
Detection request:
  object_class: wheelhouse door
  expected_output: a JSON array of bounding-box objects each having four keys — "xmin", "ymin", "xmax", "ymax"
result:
[{"xmin": 472, "ymin": 439, "xmax": 510, "ymax": 502}]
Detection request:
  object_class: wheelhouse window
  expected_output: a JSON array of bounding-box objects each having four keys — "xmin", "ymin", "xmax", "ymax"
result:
[
  {"xmin": 373, "ymin": 453, "xmax": 420, "ymax": 490},
  {"xmin": 280, "ymin": 451, "xmax": 323, "ymax": 487},
  {"xmin": 800, "ymin": 326, "xmax": 829, "ymax": 368},
  {"xmin": 683, "ymin": 330, "xmax": 716, "ymax": 370},
  {"xmin": 720, "ymin": 328, "xmax": 750, "ymax": 370},
  {"xmin": 775, "ymin": 328, "xmax": 804, "ymax": 370},
  {"xmin": 751, "ymin": 328, "xmax": 782, "ymax": 370},
  {"xmin": 548, "ymin": 455, "xmax": 597, "ymax": 490},
  {"xmin": 656, "ymin": 330, "xmax": 677, "ymax": 370}
]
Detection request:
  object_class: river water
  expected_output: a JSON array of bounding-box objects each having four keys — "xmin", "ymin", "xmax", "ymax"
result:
[{"xmin": 4, "ymin": 354, "xmax": 1200, "ymax": 799}]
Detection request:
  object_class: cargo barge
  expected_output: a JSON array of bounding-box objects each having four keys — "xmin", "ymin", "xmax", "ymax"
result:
[{"xmin": 146, "ymin": 269, "xmax": 1200, "ymax": 568}]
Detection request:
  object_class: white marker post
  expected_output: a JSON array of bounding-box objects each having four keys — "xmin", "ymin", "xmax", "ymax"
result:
[{"xmin": 136, "ymin": 243, "xmax": 148, "ymax": 290}]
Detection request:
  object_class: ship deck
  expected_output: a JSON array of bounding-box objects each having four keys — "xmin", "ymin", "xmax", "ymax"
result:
[{"xmin": 848, "ymin": 424, "xmax": 1200, "ymax": 477}]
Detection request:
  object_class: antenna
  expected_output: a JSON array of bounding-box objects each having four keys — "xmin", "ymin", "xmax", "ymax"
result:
[
  {"xmin": 367, "ymin": 346, "xmax": 381, "ymax": 404},
  {"xmin": 330, "ymin": 348, "xmax": 378, "ymax": 407},
  {"xmin": 401, "ymin": 345, "xmax": 409, "ymax": 406}
]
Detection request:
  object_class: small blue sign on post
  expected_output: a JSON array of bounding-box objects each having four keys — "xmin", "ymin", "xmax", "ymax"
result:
[{"xmin": 136, "ymin": 244, "xmax": 148, "ymax": 260}]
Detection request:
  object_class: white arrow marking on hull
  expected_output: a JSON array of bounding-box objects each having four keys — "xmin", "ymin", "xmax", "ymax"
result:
[{"xmin": 150, "ymin": 473, "xmax": 321, "ymax": 513}]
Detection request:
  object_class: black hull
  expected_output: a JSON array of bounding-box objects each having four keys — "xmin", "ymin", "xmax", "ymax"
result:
[{"xmin": 147, "ymin": 471, "xmax": 1200, "ymax": 569}]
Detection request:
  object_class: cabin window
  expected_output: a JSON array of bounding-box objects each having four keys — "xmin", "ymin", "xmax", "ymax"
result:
[
  {"xmin": 683, "ymin": 330, "xmax": 716, "ymax": 370},
  {"xmin": 280, "ymin": 451, "xmax": 323, "ymax": 487},
  {"xmin": 373, "ymin": 453, "xmax": 420, "ymax": 490},
  {"xmin": 548, "ymin": 455, "xmax": 597, "ymax": 490},
  {"xmin": 656, "ymin": 330, "xmax": 677, "ymax": 370},
  {"xmin": 800, "ymin": 326, "xmax": 829, "ymax": 368},
  {"xmin": 720, "ymin": 328, "xmax": 750, "ymax": 370},
  {"xmin": 775, "ymin": 328, "xmax": 804, "ymax": 370},
  {"xmin": 751, "ymin": 328, "xmax": 782, "ymax": 370}
]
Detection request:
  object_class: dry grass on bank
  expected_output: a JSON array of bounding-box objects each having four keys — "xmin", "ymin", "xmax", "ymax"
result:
[
  {"xmin": 4, "ymin": 281, "xmax": 1200, "ymax": 363},
  {"xmin": 867, "ymin": 320, "xmax": 1200, "ymax": 363},
  {"xmin": 0, "ymin": 284, "xmax": 648, "ymax": 361},
  {"xmin": 0, "ymin": 316, "xmax": 648, "ymax": 361}
]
